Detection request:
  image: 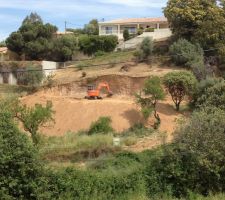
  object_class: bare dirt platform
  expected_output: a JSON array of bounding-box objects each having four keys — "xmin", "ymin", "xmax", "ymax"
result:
[{"xmin": 22, "ymin": 92, "xmax": 181, "ymax": 139}]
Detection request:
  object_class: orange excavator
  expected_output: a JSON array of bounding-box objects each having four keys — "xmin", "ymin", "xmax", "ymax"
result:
[{"xmin": 85, "ymin": 82, "xmax": 113, "ymax": 99}]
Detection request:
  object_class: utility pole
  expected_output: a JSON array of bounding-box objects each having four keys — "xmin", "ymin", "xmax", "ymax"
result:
[{"xmin": 65, "ymin": 21, "xmax": 67, "ymax": 33}]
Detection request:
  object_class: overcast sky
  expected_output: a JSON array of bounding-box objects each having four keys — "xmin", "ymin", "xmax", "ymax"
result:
[{"xmin": 0, "ymin": 0, "xmax": 167, "ymax": 41}]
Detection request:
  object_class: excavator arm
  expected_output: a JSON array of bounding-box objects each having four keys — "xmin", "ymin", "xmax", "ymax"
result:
[{"xmin": 97, "ymin": 82, "xmax": 113, "ymax": 96}]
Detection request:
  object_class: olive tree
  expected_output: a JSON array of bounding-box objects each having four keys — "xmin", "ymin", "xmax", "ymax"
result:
[
  {"xmin": 163, "ymin": 71, "xmax": 197, "ymax": 111},
  {"xmin": 15, "ymin": 101, "xmax": 55, "ymax": 145},
  {"xmin": 134, "ymin": 37, "xmax": 153, "ymax": 63},
  {"xmin": 136, "ymin": 76, "xmax": 165, "ymax": 129}
]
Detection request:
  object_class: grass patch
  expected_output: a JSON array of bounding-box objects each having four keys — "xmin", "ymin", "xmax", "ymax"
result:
[
  {"xmin": 73, "ymin": 50, "xmax": 135, "ymax": 68},
  {"xmin": 41, "ymin": 132, "xmax": 120, "ymax": 162},
  {"xmin": 0, "ymin": 84, "xmax": 30, "ymax": 97}
]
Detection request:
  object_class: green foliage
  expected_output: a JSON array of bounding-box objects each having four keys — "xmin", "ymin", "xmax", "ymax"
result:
[
  {"xmin": 154, "ymin": 108, "xmax": 225, "ymax": 197},
  {"xmin": 169, "ymin": 39, "xmax": 204, "ymax": 68},
  {"xmin": 164, "ymin": 0, "xmax": 225, "ymax": 64},
  {"xmin": 19, "ymin": 65, "xmax": 44, "ymax": 90},
  {"xmin": 88, "ymin": 116, "xmax": 114, "ymax": 135},
  {"xmin": 136, "ymin": 76, "xmax": 165, "ymax": 128},
  {"xmin": 94, "ymin": 50, "xmax": 106, "ymax": 57},
  {"xmin": 0, "ymin": 110, "xmax": 45, "ymax": 199},
  {"xmin": 145, "ymin": 27, "xmax": 154, "ymax": 32},
  {"xmin": 49, "ymin": 166, "xmax": 146, "ymax": 200},
  {"xmin": 16, "ymin": 101, "xmax": 54, "ymax": 145},
  {"xmin": 122, "ymin": 123, "xmax": 154, "ymax": 137},
  {"xmin": 194, "ymin": 78, "xmax": 225, "ymax": 110},
  {"xmin": 6, "ymin": 12, "xmax": 59, "ymax": 60},
  {"xmin": 169, "ymin": 39, "xmax": 206, "ymax": 80},
  {"xmin": 163, "ymin": 71, "xmax": 197, "ymax": 111},
  {"xmin": 84, "ymin": 19, "xmax": 99, "ymax": 35},
  {"xmin": 22, "ymin": 12, "xmax": 43, "ymax": 25},
  {"xmin": 134, "ymin": 37, "xmax": 154, "ymax": 62},
  {"xmin": 123, "ymin": 29, "xmax": 130, "ymax": 41},
  {"xmin": 43, "ymin": 133, "xmax": 115, "ymax": 161},
  {"xmin": 0, "ymin": 40, "xmax": 6, "ymax": 47},
  {"xmin": 79, "ymin": 35, "xmax": 118, "ymax": 55},
  {"xmin": 51, "ymin": 35, "xmax": 78, "ymax": 62}
]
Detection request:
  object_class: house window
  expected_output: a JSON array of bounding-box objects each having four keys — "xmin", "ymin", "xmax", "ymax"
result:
[
  {"xmin": 125, "ymin": 27, "xmax": 136, "ymax": 34},
  {"xmin": 105, "ymin": 27, "xmax": 113, "ymax": 34}
]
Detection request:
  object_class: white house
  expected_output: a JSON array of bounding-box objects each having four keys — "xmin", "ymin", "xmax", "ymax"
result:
[{"xmin": 99, "ymin": 17, "xmax": 171, "ymax": 40}]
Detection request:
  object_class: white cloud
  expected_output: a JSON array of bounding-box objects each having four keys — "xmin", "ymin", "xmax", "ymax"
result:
[{"xmin": 96, "ymin": 0, "xmax": 166, "ymax": 8}]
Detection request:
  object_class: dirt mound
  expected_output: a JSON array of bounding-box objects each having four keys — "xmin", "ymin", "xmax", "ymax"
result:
[{"xmin": 45, "ymin": 74, "xmax": 147, "ymax": 98}]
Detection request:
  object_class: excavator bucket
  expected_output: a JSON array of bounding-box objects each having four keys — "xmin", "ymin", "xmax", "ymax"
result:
[{"xmin": 107, "ymin": 91, "xmax": 113, "ymax": 97}]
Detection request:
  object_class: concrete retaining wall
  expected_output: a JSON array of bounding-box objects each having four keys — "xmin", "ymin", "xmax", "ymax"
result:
[{"xmin": 42, "ymin": 61, "xmax": 58, "ymax": 77}]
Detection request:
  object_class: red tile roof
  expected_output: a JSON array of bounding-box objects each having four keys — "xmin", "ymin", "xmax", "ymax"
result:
[{"xmin": 100, "ymin": 17, "xmax": 167, "ymax": 24}]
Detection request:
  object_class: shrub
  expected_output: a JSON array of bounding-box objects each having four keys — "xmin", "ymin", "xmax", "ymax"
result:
[
  {"xmin": 134, "ymin": 37, "xmax": 154, "ymax": 62},
  {"xmin": 163, "ymin": 71, "xmax": 197, "ymax": 111},
  {"xmin": 88, "ymin": 116, "xmax": 114, "ymax": 135},
  {"xmin": 94, "ymin": 50, "xmax": 106, "ymax": 57},
  {"xmin": 145, "ymin": 27, "xmax": 154, "ymax": 32},
  {"xmin": 122, "ymin": 123, "xmax": 154, "ymax": 137},
  {"xmin": 123, "ymin": 29, "xmax": 130, "ymax": 41},
  {"xmin": 194, "ymin": 78, "xmax": 225, "ymax": 110},
  {"xmin": 136, "ymin": 76, "xmax": 165, "ymax": 128},
  {"xmin": 169, "ymin": 39, "xmax": 204, "ymax": 68},
  {"xmin": 146, "ymin": 108, "xmax": 225, "ymax": 198},
  {"xmin": 137, "ymin": 28, "xmax": 144, "ymax": 35},
  {"xmin": 79, "ymin": 35, "xmax": 118, "ymax": 56},
  {"xmin": 0, "ymin": 110, "xmax": 46, "ymax": 199},
  {"xmin": 18, "ymin": 65, "xmax": 44, "ymax": 90},
  {"xmin": 51, "ymin": 167, "xmax": 147, "ymax": 200}
]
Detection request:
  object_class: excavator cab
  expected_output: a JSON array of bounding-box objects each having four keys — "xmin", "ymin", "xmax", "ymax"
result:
[{"xmin": 85, "ymin": 82, "xmax": 113, "ymax": 100}]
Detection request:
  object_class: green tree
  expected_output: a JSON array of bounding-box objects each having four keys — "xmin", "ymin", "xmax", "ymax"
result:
[
  {"xmin": 136, "ymin": 76, "xmax": 165, "ymax": 129},
  {"xmin": 79, "ymin": 35, "xmax": 118, "ymax": 55},
  {"xmin": 123, "ymin": 29, "xmax": 130, "ymax": 41},
  {"xmin": 22, "ymin": 12, "xmax": 43, "ymax": 25},
  {"xmin": 163, "ymin": 71, "xmax": 197, "ymax": 111},
  {"xmin": 194, "ymin": 78, "xmax": 225, "ymax": 110},
  {"xmin": 169, "ymin": 38, "xmax": 206, "ymax": 80},
  {"xmin": 6, "ymin": 13, "xmax": 57, "ymax": 60},
  {"xmin": 164, "ymin": 0, "xmax": 225, "ymax": 56},
  {"xmin": 134, "ymin": 37, "xmax": 153, "ymax": 63},
  {"xmin": 84, "ymin": 19, "xmax": 99, "ymax": 35},
  {"xmin": 15, "ymin": 101, "xmax": 54, "ymax": 145},
  {"xmin": 0, "ymin": 40, "xmax": 6, "ymax": 47},
  {"xmin": 51, "ymin": 35, "xmax": 78, "ymax": 61},
  {"xmin": 169, "ymin": 39, "xmax": 204, "ymax": 67},
  {"xmin": 20, "ymin": 66, "xmax": 44, "ymax": 90},
  {"xmin": 147, "ymin": 108, "xmax": 225, "ymax": 197},
  {"xmin": 0, "ymin": 110, "xmax": 45, "ymax": 198}
]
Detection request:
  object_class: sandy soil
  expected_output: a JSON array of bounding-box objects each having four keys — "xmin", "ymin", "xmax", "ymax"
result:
[
  {"xmin": 22, "ymin": 93, "xmax": 181, "ymax": 138},
  {"xmin": 21, "ymin": 66, "xmax": 185, "ymax": 151}
]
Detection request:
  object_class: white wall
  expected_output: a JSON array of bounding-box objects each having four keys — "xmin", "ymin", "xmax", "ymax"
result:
[
  {"xmin": 42, "ymin": 61, "xmax": 58, "ymax": 77},
  {"xmin": 0, "ymin": 74, "xmax": 3, "ymax": 84},
  {"xmin": 8, "ymin": 73, "xmax": 17, "ymax": 85}
]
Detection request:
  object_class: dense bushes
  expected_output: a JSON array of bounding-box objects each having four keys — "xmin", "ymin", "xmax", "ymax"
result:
[
  {"xmin": 193, "ymin": 78, "xmax": 225, "ymax": 110},
  {"xmin": 17, "ymin": 65, "xmax": 44, "ymax": 90},
  {"xmin": 147, "ymin": 108, "xmax": 225, "ymax": 197},
  {"xmin": 49, "ymin": 167, "xmax": 146, "ymax": 200},
  {"xmin": 134, "ymin": 37, "xmax": 153, "ymax": 62},
  {"xmin": 169, "ymin": 39, "xmax": 206, "ymax": 80},
  {"xmin": 0, "ymin": 110, "xmax": 46, "ymax": 199},
  {"xmin": 88, "ymin": 116, "xmax": 114, "ymax": 135},
  {"xmin": 79, "ymin": 35, "xmax": 118, "ymax": 56}
]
